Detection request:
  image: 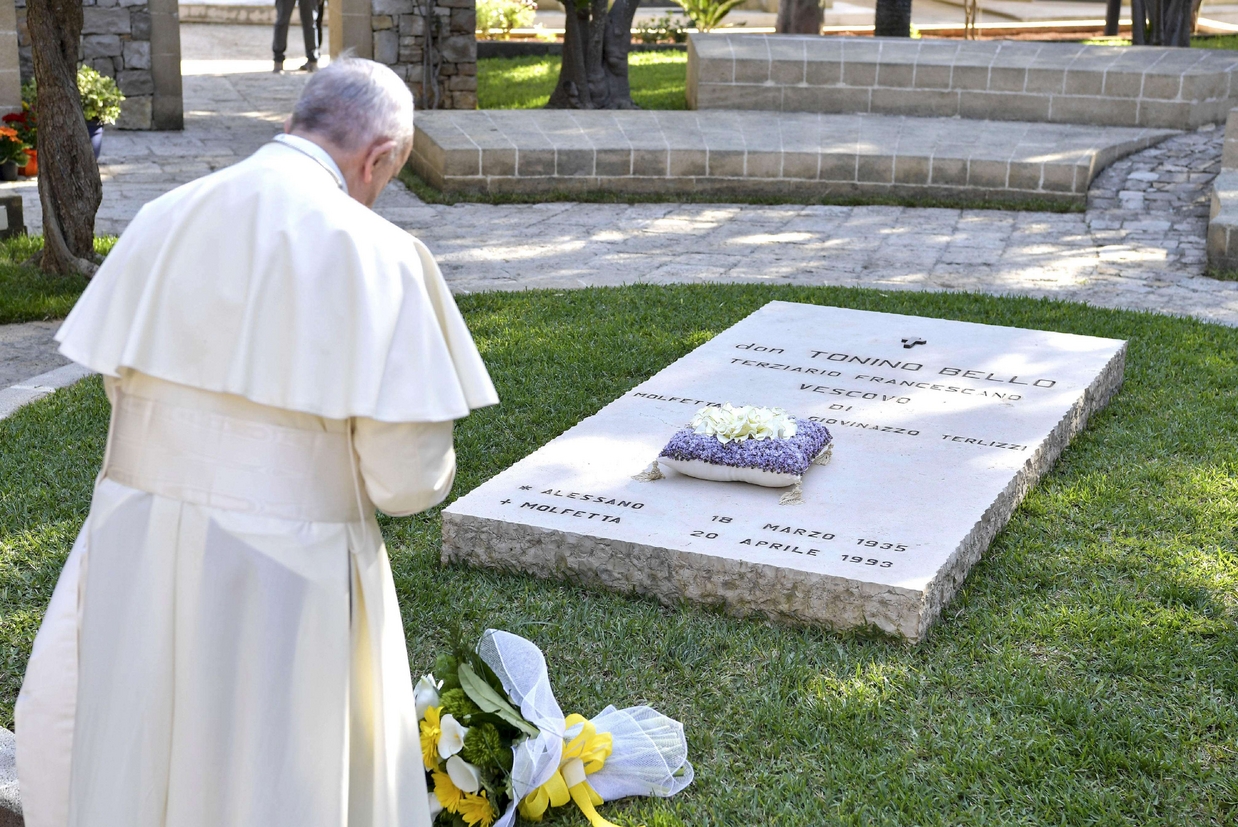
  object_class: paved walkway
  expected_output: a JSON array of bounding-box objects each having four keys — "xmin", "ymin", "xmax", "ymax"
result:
[{"xmin": 4, "ymin": 24, "xmax": 1238, "ymax": 393}]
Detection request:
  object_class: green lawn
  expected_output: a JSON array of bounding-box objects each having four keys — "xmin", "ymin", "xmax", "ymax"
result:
[
  {"xmin": 0, "ymin": 236, "xmax": 116, "ymax": 325},
  {"xmin": 1194, "ymin": 34, "xmax": 1238, "ymax": 50},
  {"xmin": 1076, "ymin": 34, "xmax": 1238, "ymax": 48},
  {"xmin": 2, "ymin": 285, "xmax": 1236, "ymax": 825},
  {"xmin": 478, "ymin": 52, "xmax": 688, "ymax": 110}
]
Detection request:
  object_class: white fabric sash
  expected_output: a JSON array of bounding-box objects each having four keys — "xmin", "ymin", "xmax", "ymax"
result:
[{"xmin": 106, "ymin": 390, "xmax": 361, "ymax": 523}]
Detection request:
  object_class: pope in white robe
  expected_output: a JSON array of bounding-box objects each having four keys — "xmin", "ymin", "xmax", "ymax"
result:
[{"xmin": 14, "ymin": 58, "xmax": 497, "ymax": 827}]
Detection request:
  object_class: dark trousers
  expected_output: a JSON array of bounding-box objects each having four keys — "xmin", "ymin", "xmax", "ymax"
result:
[{"xmin": 273, "ymin": 0, "xmax": 323, "ymax": 62}]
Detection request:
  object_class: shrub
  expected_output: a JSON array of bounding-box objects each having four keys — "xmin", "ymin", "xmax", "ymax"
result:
[
  {"xmin": 77, "ymin": 66, "xmax": 125, "ymax": 126},
  {"xmin": 671, "ymin": 0, "xmax": 747, "ymax": 32},
  {"xmin": 635, "ymin": 11, "xmax": 690, "ymax": 44},
  {"xmin": 476, "ymin": 0, "xmax": 537, "ymax": 39}
]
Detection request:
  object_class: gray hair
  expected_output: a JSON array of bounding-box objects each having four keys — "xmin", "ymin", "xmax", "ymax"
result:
[{"xmin": 289, "ymin": 57, "xmax": 414, "ymax": 151}]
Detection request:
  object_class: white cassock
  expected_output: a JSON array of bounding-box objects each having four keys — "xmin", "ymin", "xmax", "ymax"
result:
[{"xmin": 14, "ymin": 135, "xmax": 498, "ymax": 827}]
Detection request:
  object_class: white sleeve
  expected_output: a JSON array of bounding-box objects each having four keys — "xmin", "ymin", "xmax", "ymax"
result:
[{"xmin": 353, "ymin": 418, "xmax": 456, "ymax": 517}]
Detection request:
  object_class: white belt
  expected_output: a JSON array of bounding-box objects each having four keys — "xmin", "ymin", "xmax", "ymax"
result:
[{"xmin": 104, "ymin": 391, "xmax": 362, "ymax": 523}]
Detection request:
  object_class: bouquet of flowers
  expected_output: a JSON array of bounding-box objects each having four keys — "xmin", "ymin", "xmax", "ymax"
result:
[
  {"xmin": 635, "ymin": 403, "xmax": 832, "ymax": 504},
  {"xmin": 417, "ymin": 630, "xmax": 693, "ymax": 827}
]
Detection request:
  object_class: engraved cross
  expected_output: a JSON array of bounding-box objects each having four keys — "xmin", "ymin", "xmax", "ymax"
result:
[{"xmin": 901, "ymin": 337, "xmax": 927, "ymax": 349}]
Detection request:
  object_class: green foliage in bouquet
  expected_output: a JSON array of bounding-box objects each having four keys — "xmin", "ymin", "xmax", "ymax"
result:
[{"xmin": 76, "ymin": 66, "xmax": 125, "ymax": 126}]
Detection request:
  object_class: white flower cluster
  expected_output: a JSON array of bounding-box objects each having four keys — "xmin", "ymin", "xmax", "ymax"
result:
[{"xmin": 690, "ymin": 403, "xmax": 797, "ymax": 444}]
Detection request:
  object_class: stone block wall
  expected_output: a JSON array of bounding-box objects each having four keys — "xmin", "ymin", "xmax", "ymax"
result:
[
  {"xmin": 0, "ymin": 1, "xmax": 19, "ymax": 113},
  {"xmin": 14, "ymin": 0, "xmax": 182, "ymax": 130},
  {"xmin": 372, "ymin": 0, "xmax": 476, "ymax": 110},
  {"xmin": 688, "ymin": 34, "xmax": 1238, "ymax": 130}
]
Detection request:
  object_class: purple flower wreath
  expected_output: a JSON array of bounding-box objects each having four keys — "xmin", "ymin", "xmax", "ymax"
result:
[{"xmin": 659, "ymin": 418, "xmax": 832, "ymax": 476}]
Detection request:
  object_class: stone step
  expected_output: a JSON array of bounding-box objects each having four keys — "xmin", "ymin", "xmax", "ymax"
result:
[
  {"xmin": 1208, "ymin": 169, "xmax": 1238, "ymax": 271},
  {"xmin": 410, "ymin": 109, "xmax": 1176, "ymax": 204},
  {"xmin": 1209, "ymin": 107, "xmax": 1238, "ymax": 273},
  {"xmin": 686, "ymin": 34, "xmax": 1238, "ymax": 129}
]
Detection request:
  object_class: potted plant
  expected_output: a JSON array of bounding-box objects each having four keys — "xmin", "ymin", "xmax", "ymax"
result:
[
  {"xmin": 5, "ymin": 100, "xmax": 37, "ymax": 177},
  {"xmin": 0, "ymin": 123, "xmax": 28, "ymax": 181},
  {"xmin": 77, "ymin": 66, "xmax": 124, "ymax": 159}
]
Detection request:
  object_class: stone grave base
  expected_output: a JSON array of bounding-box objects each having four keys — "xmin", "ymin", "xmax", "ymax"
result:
[
  {"xmin": 443, "ymin": 303, "xmax": 1127, "ymax": 641},
  {"xmin": 410, "ymin": 110, "xmax": 1176, "ymax": 204}
]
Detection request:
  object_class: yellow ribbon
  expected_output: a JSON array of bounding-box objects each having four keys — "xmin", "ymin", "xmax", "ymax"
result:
[{"xmin": 518, "ymin": 715, "xmax": 619, "ymax": 827}]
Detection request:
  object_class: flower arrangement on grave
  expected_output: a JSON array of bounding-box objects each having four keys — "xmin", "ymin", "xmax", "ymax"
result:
[
  {"xmin": 417, "ymin": 630, "xmax": 693, "ymax": 827},
  {"xmin": 634, "ymin": 403, "xmax": 832, "ymax": 505}
]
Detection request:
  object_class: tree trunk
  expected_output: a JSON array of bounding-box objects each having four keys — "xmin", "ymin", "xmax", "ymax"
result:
[
  {"xmin": 1161, "ymin": 0, "xmax": 1194, "ymax": 45},
  {"xmin": 28, "ymin": 0, "xmax": 102, "ymax": 276},
  {"xmin": 874, "ymin": 0, "xmax": 913, "ymax": 37},
  {"xmin": 776, "ymin": 0, "xmax": 824, "ymax": 34},
  {"xmin": 548, "ymin": 0, "xmax": 641, "ymax": 109},
  {"xmin": 1131, "ymin": 0, "xmax": 1194, "ymax": 45}
]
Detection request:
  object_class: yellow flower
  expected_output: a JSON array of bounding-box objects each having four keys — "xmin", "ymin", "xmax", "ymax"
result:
[
  {"xmin": 457, "ymin": 791, "xmax": 496, "ymax": 827},
  {"xmin": 420, "ymin": 706, "xmax": 442, "ymax": 770},
  {"xmin": 431, "ymin": 767, "xmax": 464, "ymax": 812}
]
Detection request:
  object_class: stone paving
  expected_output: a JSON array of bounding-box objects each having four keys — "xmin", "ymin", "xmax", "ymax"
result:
[
  {"xmin": 4, "ymin": 25, "xmax": 1238, "ymax": 394},
  {"xmin": 0, "ymin": 321, "xmax": 67, "ymax": 387}
]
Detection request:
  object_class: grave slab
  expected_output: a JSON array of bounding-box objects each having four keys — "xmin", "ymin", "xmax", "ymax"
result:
[
  {"xmin": 687, "ymin": 34, "xmax": 1238, "ymax": 129},
  {"xmin": 443, "ymin": 303, "xmax": 1127, "ymax": 641},
  {"xmin": 410, "ymin": 109, "xmax": 1175, "ymax": 204}
]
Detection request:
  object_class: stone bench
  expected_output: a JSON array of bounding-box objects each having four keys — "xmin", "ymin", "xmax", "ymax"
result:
[
  {"xmin": 410, "ymin": 109, "xmax": 1175, "ymax": 204},
  {"xmin": 687, "ymin": 34, "xmax": 1238, "ymax": 129}
]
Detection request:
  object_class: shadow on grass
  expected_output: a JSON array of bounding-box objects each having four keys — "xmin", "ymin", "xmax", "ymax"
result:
[
  {"xmin": 2, "ymin": 285, "xmax": 1236, "ymax": 825},
  {"xmin": 0, "ymin": 235, "xmax": 118, "ymax": 325}
]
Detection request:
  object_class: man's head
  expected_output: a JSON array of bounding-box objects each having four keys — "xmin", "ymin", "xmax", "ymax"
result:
[{"xmin": 286, "ymin": 58, "xmax": 414, "ymax": 208}]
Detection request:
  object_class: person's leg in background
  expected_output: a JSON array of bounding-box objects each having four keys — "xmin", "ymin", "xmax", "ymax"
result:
[
  {"xmin": 296, "ymin": 0, "xmax": 320, "ymax": 71},
  {"xmin": 316, "ymin": 0, "xmax": 326, "ymax": 61},
  {"xmin": 272, "ymin": 0, "xmax": 299, "ymax": 72}
]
